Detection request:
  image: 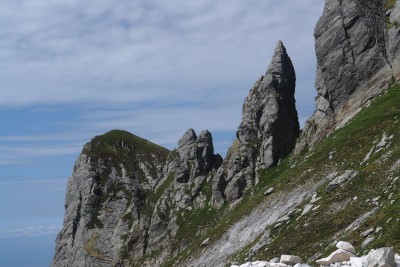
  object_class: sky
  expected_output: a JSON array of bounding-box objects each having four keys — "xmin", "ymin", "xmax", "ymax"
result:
[{"xmin": 0, "ymin": 1, "xmax": 325, "ymax": 266}]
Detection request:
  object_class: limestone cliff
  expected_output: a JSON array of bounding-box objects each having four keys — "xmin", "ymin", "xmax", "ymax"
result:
[
  {"xmin": 51, "ymin": 130, "xmax": 169, "ymax": 267},
  {"xmin": 296, "ymin": 0, "xmax": 398, "ymax": 152},
  {"xmin": 52, "ymin": 1, "xmax": 400, "ymax": 266},
  {"xmin": 211, "ymin": 41, "xmax": 299, "ymax": 208}
]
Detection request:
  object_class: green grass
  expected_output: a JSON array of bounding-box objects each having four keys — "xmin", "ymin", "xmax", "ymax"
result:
[
  {"xmin": 82, "ymin": 130, "xmax": 170, "ymax": 230},
  {"xmin": 231, "ymin": 83, "xmax": 400, "ymax": 262},
  {"xmin": 159, "ymin": 83, "xmax": 400, "ymax": 265}
]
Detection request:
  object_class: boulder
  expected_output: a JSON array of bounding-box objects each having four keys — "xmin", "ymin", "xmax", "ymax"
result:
[
  {"xmin": 264, "ymin": 187, "xmax": 275, "ymax": 196},
  {"xmin": 326, "ymin": 170, "xmax": 358, "ymax": 193},
  {"xmin": 366, "ymin": 248, "xmax": 396, "ymax": 267},
  {"xmin": 336, "ymin": 241, "xmax": 356, "ymax": 254},
  {"xmin": 280, "ymin": 255, "xmax": 302, "ymax": 265},
  {"xmin": 316, "ymin": 249, "xmax": 354, "ymax": 266},
  {"xmin": 294, "ymin": 264, "xmax": 311, "ymax": 267}
]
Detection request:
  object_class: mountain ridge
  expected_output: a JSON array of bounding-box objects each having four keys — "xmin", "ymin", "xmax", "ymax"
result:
[{"xmin": 52, "ymin": 1, "xmax": 400, "ymax": 266}]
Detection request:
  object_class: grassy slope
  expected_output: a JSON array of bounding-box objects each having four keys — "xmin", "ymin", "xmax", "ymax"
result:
[{"xmin": 162, "ymin": 83, "xmax": 400, "ymax": 266}]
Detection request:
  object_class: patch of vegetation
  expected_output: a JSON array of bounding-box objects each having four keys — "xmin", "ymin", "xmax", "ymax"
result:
[
  {"xmin": 385, "ymin": 0, "xmax": 396, "ymax": 11},
  {"xmin": 162, "ymin": 83, "xmax": 400, "ymax": 265},
  {"xmin": 234, "ymin": 83, "xmax": 400, "ymax": 262},
  {"xmin": 84, "ymin": 233, "xmax": 105, "ymax": 259}
]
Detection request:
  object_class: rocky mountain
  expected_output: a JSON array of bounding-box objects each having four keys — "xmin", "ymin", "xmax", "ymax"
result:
[
  {"xmin": 52, "ymin": 0, "xmax": 400, "ymax": 266},
  {"xmin": 211, "ymin": 40, "xmax": 299, "ymax": 208},
  {"xmin": 296, "ymin": 0, "xmax": 400, "ymax": 152}
]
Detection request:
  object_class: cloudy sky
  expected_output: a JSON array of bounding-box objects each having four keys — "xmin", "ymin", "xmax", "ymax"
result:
[{"xmin": 0, "ymin": 0, "xmax": 324, "ymax": 266}]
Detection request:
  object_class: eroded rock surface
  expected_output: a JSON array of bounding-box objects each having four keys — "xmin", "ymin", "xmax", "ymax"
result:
[
  {"xmin": 212, "ymin": 41, "xmax": 299, "ymax": 207},
  {"xmin": 296, "ymin": 0, "xmax": 393, "ymax": 153}
]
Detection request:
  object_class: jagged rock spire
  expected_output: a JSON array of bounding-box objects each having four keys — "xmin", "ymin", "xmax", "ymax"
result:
[{"xmin": 212, "ymin": 40, "xmax": 299, "ymax": 207}]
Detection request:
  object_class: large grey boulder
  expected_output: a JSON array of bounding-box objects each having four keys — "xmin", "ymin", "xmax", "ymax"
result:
[
  {"xmin": 296, "ymin": 0, "xmax": 392, "ymax": 153},
  {"xmin": 211, "ymin": 41, "xmax": 299, "ymax": 207},
  {"xmin": 316, "ymin": 249, "xmax": 354, "ymax": 266},
  {"xmin": 336, "ymin": 241, "xmax": 356, "ymax": 254},
  {"xmin": 366, "ymin": 248, "xmax": 397, "ymax": 267}
]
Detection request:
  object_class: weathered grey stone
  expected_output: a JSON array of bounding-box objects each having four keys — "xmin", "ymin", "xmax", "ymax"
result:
[
  {"xmin": 212, "ymin": 41, "xmax": 299, "ymax": 207},
  {"xmin": 361, "ymin": 228, "xmax": 375, "ymax": 237},
  {"xmin": 366, "ymin": 248, "xmax": 396, "ymax": 267},
  {"xmin": 280, "ymin": 255, "xmax": 302, "ymax": 265},
  {"xmin": 264, "ymin": 187, "xmax": 275, "ymax": 196},
  {"xmin": 336, "ymin": 241, "xmax": 356, "ymax": 254},
  {"xmin": 52, "ymin": 132, "xmax": 169, "ymax": 267},
  {"xmin": 296, "ymin": 0, "xmax": 392, "ymax": 154},
  {"xmin": 326, "ymin": 170, "xmax": 358, "ymax": 193},
  {"xmin": 316, "ymin": 249, "xmax": 354, "ymax": 266}
]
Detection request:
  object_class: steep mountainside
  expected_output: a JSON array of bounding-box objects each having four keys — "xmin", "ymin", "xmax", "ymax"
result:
[
  {"xmin": 52, "ymin": 1, "xmax": 400, "ymax": 266},
  {"xmin": 296, "ymin": 0, "xmax": 400, "ymax": 153}
]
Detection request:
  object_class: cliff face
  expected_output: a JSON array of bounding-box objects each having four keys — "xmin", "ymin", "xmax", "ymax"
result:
[
  {"xmin": 53, "ymin": 1, "xmax": 400, "ymax": 266},
  {"xmin": 52, "ymin": 130, "xmax": 169, "ymax": 267},
  {"xmin": 296, "ymin": 0, "xmax": 400, "ymax": 152},
  {"xmin": 212, "ymin": 41, "xmax": 299, "ymax": 208}
]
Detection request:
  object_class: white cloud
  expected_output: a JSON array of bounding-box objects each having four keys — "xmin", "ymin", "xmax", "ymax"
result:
[
  {"xmin": 0, "ymin": 225, "xmax": 62, "ymax": 238},
  {"xmin": 0, "ymin": 0, "xmax": 323, "ymax": 108},
  {"xmin": 0, "ymin": 0, "xmax": 325, "ymax": 160}
]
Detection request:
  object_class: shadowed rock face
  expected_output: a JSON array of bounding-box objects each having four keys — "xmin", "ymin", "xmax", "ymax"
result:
[
  {"xmin": 51, "ymin": 131, "xmax": 169, "ymax": 267},
  {"xmin": 296, "ymin": 0, "xmax": 393, "ymax": 153},
  {"xmin": 212, "ymin": 41, "xmax": 299, "ymax": 208}
]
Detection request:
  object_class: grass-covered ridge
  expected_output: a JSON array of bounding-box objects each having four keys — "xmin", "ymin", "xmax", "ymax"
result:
[
  {"xmin": 83, "ymin": 129, "xmax": 169, "ymax": 179},
  {"xmin": 159, "ymin": 83, "xmax": 400, "ymax": 266},
  {"xmin": 84, "ymin": 129, "xmax": 169, "ymax": 162}
]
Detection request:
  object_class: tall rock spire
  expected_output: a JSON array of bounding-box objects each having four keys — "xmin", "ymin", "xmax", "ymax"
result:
[{"xmin": 212, "ymin": 41, "xmax": 299, "ymax": 207}]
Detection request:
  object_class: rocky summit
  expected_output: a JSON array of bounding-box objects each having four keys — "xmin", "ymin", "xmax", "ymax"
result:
[
  {"xmin": 211, "ymin": 40, "xmax": 299, "ymax": 208},
  {"xmin": 52, "ymin": 1, "xmax": 400, "ymax": 267}
]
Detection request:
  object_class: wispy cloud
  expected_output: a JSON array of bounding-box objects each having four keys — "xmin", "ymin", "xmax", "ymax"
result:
[
  {"xmin": 0, "ymin": 0, "xmax": 324, "ymax": 161},
  {"xmin": 0, "ymin": 0, "xmax": 322, "ymax": 107},
  {"xmin": 0, "ymin": 225, "xmax": 62, "ymax": 238}
]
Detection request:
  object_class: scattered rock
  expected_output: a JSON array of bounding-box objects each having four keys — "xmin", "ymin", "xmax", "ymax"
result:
[
  {"xmin": 316, "ymin": 249, "xmax": 354, "ymax": 266},
  {"xmin": 336, "ymin": 241, "xmax": 356, "ymax": 254},
  {"xmin": 361, "ymin": 228, "xmax": 374, "ymax": 237},
  {"xmin": 264, "ymin": 187, "xmax": 275, "ymax": 196},
  {"xmin": 270, "ymin": 257, "xmax": 280, "ymax": 263},
  {"xmin": 362, "ymin": 237, "xmax": 375, "ymax": 248},
  {"xmin": 280, "ymin": 255, "xmax": 302, "ymax": 265},
  {"xmin": 366, "ymin": 247, "xmax": 396, "ymax": 267},
  {"xmin": 326, "ymin": 170, "xmax": 358, "ymax": 193},
  {"xmin": 294, "ymin": 264, "xmax": 311, "ymax": 267},
  {"xmin": 301, "ymin": 204, "xmax": 314, "ymax": 216},
  {"xmin": 201, "ymin": 238, "xmax": 210, "ymax": 247}
]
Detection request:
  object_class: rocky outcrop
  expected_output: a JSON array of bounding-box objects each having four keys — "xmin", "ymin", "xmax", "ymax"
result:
[
  {"xmin": 212, "ymin": 41, "xmax": 299, "ymax": 207},
  {"xmin": 387, "ymin": 0, "xmax": 400, "ymax": 81},
  {"xmin": 51, "ymin": 130, "xmax": 169, "ymax": 267},
  {"xmin": 296, "ymin": 0, "xmax": 394, "ymax": 153},
  {"xmin": 146, "ymin": 129, "xmax": 222, "ymax": 262}
]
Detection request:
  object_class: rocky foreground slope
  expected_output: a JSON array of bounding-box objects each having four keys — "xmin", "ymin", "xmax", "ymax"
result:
[{"xmin": 52, "ymin": 0, "xmax": 400, "ymax": 266}]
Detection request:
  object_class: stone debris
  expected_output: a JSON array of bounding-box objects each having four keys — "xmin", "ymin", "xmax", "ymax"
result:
[
  {"xmin": 361, "ymin": 228, "xmax": 374, "ymax": 237},
  {"xmin": 326, "ymin": 170, "xmax": 358, "ymax": 193},
  {"xmin": 264, "ymin": 187, "xmax": 275, "ymax": 196},
  {"xmin": 336, "ymin": 241, "xmax": 356, "ymax": 254},
  {"xmin": 316, "ymin": 249, "xmax": 354, "ymax": 266},
  {"xmin": 280, "ymin": 255, "xmax": 302, "ymax": 265},
  {"xmin": 232, "ymin": 243, "xmax": 400, "ymax": 267}
]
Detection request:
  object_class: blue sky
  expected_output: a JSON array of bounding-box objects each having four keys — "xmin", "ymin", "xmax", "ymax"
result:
[{"xmin": 0, "ymin": 1, "xmax": 324, "ymax": 266}]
